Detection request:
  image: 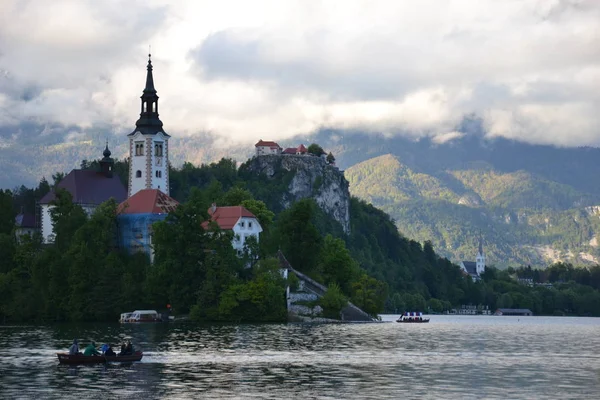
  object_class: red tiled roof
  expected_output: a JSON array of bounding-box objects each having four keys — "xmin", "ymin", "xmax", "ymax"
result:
[
  {"xmin": 202, "ymin": 206, "xmax": 256, "ymax": 230},
  {"xmin": 39, "ymin": 169, "xmax": 127, "ymax": 205},
  {"xmin": 118, "ymin": 189, "xmax": 179, "ymax": 214},
  {"xmin": 255, "ymin": 139, "xmax": 281, "ymax": 149},
  {"xmin": 297, "ymin": 144, "xmax": 307, "ymax": 153},
  {"xmin": 282, "ymin": 147, "xmax": 297, "ymax": 154}
]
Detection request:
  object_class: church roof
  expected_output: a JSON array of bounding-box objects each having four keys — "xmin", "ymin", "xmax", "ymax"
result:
[
  {"xmin": 15, "ymin": 213, "xmax": 37, "ymax": 228},
  {"xmin": 117, "ymin": 189, "xmax": 179, "ymax": 214},
  {"xmin": 461, "ymin": 261, "xmax": 477, "ymax": 275},
  {"xmin": 39, "ymin": 170, "xmax": 127, "ymax": 205},
  {"xmin": 202, "ymin": 206, "xmax": 257, "ymax": 230}
]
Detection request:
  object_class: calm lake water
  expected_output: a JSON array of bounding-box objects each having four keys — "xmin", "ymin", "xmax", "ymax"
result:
[{"xmin": 1, "ymin": 315, "xmax": 599, "ymax": 399}]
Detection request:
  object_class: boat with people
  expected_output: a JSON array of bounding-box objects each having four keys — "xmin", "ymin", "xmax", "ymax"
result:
[
  {"xmin": 120, "ymin": 309, "xmax": 162, "ymax": 323},
  {"xmin": 57, "ymin": 351, "xmax": 143, "ymax": 365},
  {"xmin": 396, "ymin": 311, "xmax": 430, "ymax": 323}
]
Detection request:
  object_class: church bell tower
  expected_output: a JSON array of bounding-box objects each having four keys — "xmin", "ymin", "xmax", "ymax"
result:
[
  {"xmin": 128, "ymin": 53, "xmax": 170, "ymax": 197},
  {"xmin": 476, "ymin": 237, "xmax": 486, "ymax": 275}
]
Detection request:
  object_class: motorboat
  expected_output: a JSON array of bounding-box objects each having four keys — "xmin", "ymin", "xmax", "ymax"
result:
[{"xmin": 396, "ymin": 312, "xmax": 430, "ymax": 323}]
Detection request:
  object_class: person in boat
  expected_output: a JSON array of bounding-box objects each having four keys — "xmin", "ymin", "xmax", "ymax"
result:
[
  {"xmin": 68, "ymin": 339, "xmax": 80, "ymax": 355},
  {"xmin": 119, "ymin": 342, "xmax": 127, "ymax": 356},
  {"xmin": 125, "ymin": 340, "xmax": 133, "ymax": 355},
  {"xmin": 83, "ymin": 341, "xmax": 101, "ymax": 356},
  {"xmin": 104, "ymin": 344, "xmax": 117, "ymax": 357}
]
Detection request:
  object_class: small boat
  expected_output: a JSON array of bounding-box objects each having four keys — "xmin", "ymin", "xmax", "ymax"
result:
[
  {"xmin": 120, "ymin": 310, "xmax": 162, "ymax": 323},
  {"xmin": 396, "ymin": 312, "xmax": 430, "ymax": 323},
  {"xmin": 57, "ymin": 351, "xmax": 143, "ymax": 365}
]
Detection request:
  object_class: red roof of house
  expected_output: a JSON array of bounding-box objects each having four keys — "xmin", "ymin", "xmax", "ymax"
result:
[
  {"xmin": 118, "ymin": 189, "xmax": 179, "ymax": 214},
  {"xmin": 202, "ymin": 206, "xmax": 256, "ymax": 230},
  {"xmin": 255, "ymin": 139, "xmax": 281, "ymax": 149},
  {"xmin": 297, "ymin": 144, "xmax": 308, "ymax": 153},
  {"xmin": 282, "ymin": 147, "xmax": 297, "ymax": 154},
  {"xmin": 39, "ymin": 169, "xmax": 127, "ymax": 205}
]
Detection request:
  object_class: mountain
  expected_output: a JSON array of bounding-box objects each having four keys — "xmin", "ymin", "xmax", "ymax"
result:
[
  {"xmin": 318, "ymin": 131, "xmax": 600, "ymax": 268},
  {"xmin": 3, "ymin": 120, "xmax": 600, "ymax": 268}
]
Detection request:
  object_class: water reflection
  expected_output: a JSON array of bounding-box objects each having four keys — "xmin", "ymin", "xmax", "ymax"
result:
[{"xmin": 1, "ymin": 316, "xmax": 600, "ymax": 399}]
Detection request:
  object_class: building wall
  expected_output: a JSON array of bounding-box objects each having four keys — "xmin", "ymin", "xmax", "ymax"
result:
[
  {"xmin": 40, "ymin": 204, "xmax": 53, "ymax": 243},
  {"xmin": 476, "ymin": 252, "xmax": 486, "ymax": 275},
  {"xmin": 231, "ymin": 216, "xmax": 262, "ymax": 251},
  {"xmin": 118, "ymin": 213, "xmax": 168, "ymax": 262},
  {"xmin": 129, "ymin": 131, "xmax": 169, "ymax": 197},
  {"xmin": 256, "ymin": 146, "xmax": 280, "ymax": 156},
  {"xmin": 40, "ymin": 204, "xmax": 97, "ymax": 244}
]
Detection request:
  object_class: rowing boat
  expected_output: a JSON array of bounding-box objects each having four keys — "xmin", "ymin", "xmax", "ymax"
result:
[{"xmin": 56, "ymin": 351, "xmax": 143, "ymax": 365}]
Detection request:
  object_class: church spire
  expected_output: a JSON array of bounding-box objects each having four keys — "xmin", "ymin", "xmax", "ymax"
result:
[
  {"xmin": 99, "ymin": 141, "xmax": 114, "ymax": 178},
  {"xmin": 131, "ymin": 52, "xmax": 166, "ymax": 136},
  {"xmin": 144, "ymin": 53, "xmax": 156, "ymax": 94}
]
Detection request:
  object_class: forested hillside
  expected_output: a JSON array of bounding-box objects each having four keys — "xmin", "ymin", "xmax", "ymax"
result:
[
  {"xmin": 344, "ymin": 153, "xmax": 600, "ymax": 268},
  {"xmin": 5, "ymin": 155, "xmax": 600, "ymax": 322}
]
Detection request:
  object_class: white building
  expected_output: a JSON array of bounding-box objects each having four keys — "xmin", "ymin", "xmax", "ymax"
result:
[
  {"xmin": 460, "ymin": 238, "xmax": 486, "ymax": 281},
  {"xmin": 255, "ymin": 140, "xmax": 282, "ymax": 156},
  {"xmin": 128, "ymin": 54, "xmax": 170, "ymax": 198},
  {"xmin": 202, "ymin": 204, "xmax": 263, "ymax": 252},
  {"xmin": 38, "ymin": 145, "xmax": 126, "ymax": 244}
]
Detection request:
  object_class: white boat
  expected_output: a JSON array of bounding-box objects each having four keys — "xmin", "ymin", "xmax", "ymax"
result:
[{"xmin": 120, "ymin": 310, "xmax": 162, "ymax": 323}]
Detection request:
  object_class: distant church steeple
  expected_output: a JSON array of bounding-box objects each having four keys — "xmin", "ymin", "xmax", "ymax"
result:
[
  {"xmin": 128, "ymin": 53, "xmax": 170, "ymax": 198},
  {"xmin": 476, "ymin": 236, "xmax": 486, "ymax": 275},
  {"xmin": 99, "ymin": 141, "xmax": 114, "ymax": 178}
]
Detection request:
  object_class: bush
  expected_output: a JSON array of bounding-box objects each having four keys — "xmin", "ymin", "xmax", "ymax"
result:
[{"xmin": 319, "ymin": 283, "xmax": 347, "ymax": 319}]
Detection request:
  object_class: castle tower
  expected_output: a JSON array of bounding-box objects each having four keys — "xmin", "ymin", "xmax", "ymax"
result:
[
  {"xmin": 476, "ymin": 237, "xmax": 486, "ymax": 275},
  {"xmin": 128, "ymin": 53, "xmax": 170, "ymax": 197}
]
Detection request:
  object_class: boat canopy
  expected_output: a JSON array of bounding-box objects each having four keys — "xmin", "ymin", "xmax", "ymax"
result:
[{"xmin": 404, "ymin": 312, "xmax": 423, "ymax": 317}]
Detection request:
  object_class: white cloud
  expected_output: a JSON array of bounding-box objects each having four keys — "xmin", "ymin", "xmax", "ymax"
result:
[{"xmin": 0, "ymin": 0, "xmax": 598, "ymax": 146}]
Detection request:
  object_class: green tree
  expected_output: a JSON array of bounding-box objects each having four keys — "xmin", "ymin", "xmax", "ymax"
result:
[
  {"xmin": 241, "ymin": 199, "xmax": 275, "ymax": 231},
  {"xmin": 275, "ymin": 199, "xmax": 322, "ymax": 274},
  {"xmin": 307, "ymin": 143, "xmax": 326, "ymax": 156},
  {"xmin": 319, "ymin": 283, "xmax": 347, "ymax": 319},
  {"xmin": 351, "ymin": 274, "xmax": 388, "ymax": 316},
  {"xmin": 320, "ymin": 234, "xmax": 359, "ymax": 293},
  {"xmin": 49, "ymin": 189, "xmax": 88, "ymax": 251},
  {"xmin": 220, "ymin": 187, "xmax": 253, "ymax": 206}
]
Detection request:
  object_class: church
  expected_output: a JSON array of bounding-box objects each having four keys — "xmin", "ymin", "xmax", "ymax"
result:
[
  {"xmin": 460, "ymin": 239, "xmax": 486, "ymax": 281},
  {"xmin": 40, "ymin": 54, "xmax": 262, "ymax": 258}
]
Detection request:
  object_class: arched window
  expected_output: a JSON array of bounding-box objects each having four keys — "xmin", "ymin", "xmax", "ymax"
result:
[
  {"xmin": 136, "ymin": 170, "xmax": 142, "ymax": 178},
  {"xmin": 143, "ymin": 103, "xmax": 147, "ymax": 112},
  {"xmin": 152, "ymin": 103, "xmax": 156, "ymax": 112}
]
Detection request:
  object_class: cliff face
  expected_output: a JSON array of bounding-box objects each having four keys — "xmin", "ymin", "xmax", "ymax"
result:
[{"xmin": 245, "ymin": 154, "xmax": 351, "ymax": 233}]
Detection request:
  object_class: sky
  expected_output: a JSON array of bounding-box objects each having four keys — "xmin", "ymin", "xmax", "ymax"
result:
[{"xmin": 0, "ymin": 0, "xmax": 599, "ymax": 148}]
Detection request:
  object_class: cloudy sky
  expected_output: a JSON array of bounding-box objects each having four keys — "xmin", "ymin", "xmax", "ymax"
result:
[{"xmin": 0, "ymin": 0, "xmax": 599, "ymax": 147}]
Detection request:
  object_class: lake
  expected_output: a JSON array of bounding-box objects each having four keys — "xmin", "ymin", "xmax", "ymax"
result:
[{"xmin": 1, "ymin": 315, "xmax": 599, "ymax": 399}]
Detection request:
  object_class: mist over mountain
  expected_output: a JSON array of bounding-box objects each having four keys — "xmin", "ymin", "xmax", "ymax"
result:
[
  {"xmin": 3, "ymin": 120, "xmax": 600, "ymax": 269},
  {"xmin": 307, "ymin": 128, "xmax": 600, "ymax": 268}
]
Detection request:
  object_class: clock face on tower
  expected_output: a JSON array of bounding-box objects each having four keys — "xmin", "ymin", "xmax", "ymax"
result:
[{"xmin": 156, "ymin": 158, "xmax": 162, "ymax": 166}]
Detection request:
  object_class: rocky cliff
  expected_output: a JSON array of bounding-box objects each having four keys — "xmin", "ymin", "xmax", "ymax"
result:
[{"xmin": 243, "ymin": 154, "xmax": 351, "ymax": 233}]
